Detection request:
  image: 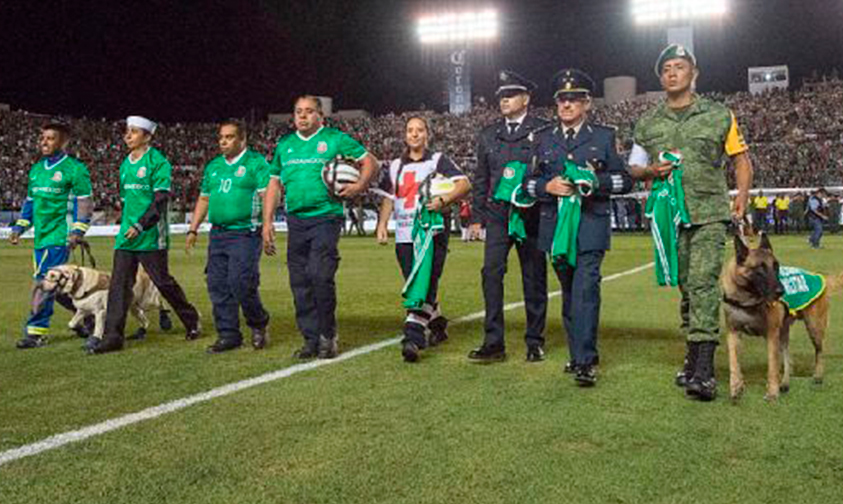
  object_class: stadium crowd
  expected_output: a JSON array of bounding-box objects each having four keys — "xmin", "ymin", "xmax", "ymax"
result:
[{"xmin": 2, "ymin": 77, "xmax": 842, "ymax": 220}]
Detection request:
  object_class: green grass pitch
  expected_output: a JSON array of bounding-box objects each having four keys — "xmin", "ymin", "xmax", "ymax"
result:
[{"xmin": 1, "ymin": 233, "xmax": 842, "ymax": 503}]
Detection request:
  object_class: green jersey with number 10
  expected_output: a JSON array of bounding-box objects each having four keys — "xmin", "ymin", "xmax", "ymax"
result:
[{"xmin": 200, "ymin": 149, "xmax": 270, "ymax": 231}]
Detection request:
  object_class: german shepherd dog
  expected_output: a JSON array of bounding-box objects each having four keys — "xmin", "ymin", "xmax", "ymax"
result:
[{"xmin": 721, "ymin": 233, "xmax": 837, "ymax": 401}]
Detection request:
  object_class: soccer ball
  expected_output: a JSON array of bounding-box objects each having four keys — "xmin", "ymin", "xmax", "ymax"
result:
[
  {"xmin": 322, "ymin": 160, "xmax": 360, "ymax": 197},
  {"xmin": 419, "ymin": 174, "xmax": 456, "ymax": 202}
]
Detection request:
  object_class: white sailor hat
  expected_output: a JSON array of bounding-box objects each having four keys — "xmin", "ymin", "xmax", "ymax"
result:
[{"xmin": 126, "ymin": 116, "xmax": 158, "ymax": 134}]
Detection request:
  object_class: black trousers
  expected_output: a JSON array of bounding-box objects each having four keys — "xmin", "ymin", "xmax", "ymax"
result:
[
  {"xmin": 555, "ymin": 250, "xmax": 605, "ymax": 367},
  {"xmin": 481, "ymin": 215, "xmax": 548, "ymax": 349},
  {"xmin": 104, "ymin": 249, "xmax": 199, "ymax": 340},
  {"xmin": 396, "ymin": 232, "xmax": 449, "ymax": 346},
  {"xmin": 286, "ymin": 214, "xmax": 342, "ymax": 348},
  {"xmin": 206, "ymin": 229, "xmax": 269, "ymax": 343}
]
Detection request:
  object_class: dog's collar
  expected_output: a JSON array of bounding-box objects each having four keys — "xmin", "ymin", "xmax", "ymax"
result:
[{"xmin": 722, "ymin": 294, "xmax": 769, "ymax": 309}]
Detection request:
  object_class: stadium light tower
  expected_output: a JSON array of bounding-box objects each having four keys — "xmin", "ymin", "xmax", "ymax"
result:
[
  {"xmin": 416, "ymin": 8, "xmax": 499, "ymax": 114},
  {"xmin": 631, "ymin": 0, "xmax": 729, "ymax": 55}
]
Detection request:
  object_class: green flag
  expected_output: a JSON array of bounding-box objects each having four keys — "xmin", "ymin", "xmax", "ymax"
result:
[
  {"xmin": 493, "ymin": 161, "xmax": 536, "ymax": 243},
  {"xmin": 402, "ymin": 199, "xmax": 445, "ymax": 310},
  {"xmin": 644, "ymin": 155, "xmax": 689, "ymax": 286},
  {"xmin": 551, "ymin": 161, "xmax": 598, "ymax": 268}
]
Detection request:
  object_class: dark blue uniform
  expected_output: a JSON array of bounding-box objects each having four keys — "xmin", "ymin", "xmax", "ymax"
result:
[
  {"xmin": 472, "ymin": 115, "xmax": 550, "ymax": 352},
  {"xmin": 528, "ymin": 122, "xmax": 633, "ymax": 369}
]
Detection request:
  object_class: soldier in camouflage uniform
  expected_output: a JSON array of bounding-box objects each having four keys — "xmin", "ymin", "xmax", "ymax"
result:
[{"xmin": 628, "ymin": 44, "xmax": 754, "ymax": 401}]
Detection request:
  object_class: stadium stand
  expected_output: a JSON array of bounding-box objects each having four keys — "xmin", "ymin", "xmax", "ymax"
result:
[{"xmin": 2, "ymin": 76, "xmax": 842, "ymax": 228}]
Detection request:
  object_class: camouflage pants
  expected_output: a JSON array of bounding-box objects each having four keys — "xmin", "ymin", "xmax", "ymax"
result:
[{"xmin": 677, "ymin": 222, "xmax": 726, "ymax": 343}]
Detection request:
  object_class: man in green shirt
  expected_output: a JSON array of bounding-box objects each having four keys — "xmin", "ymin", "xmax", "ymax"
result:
[
  {"xmin": 186, "ymin": 120, "xmax": 270, "ymax": 353},
  {"xmin": 629, "ymin": 45, "xmax": 754, "ymax": 401},
  {"xmin": 8, "ymin": 122, "xmax": 94, "ymax": 348},
  {"xmin": 263, "ymin": 95, "xmax": 378, "ymax": 359},
  {"xmin": 91, "ymin": 116, "xmax": 201, "ymax": 354}
]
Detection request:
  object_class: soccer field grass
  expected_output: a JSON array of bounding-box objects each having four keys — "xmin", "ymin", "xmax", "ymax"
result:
[{"xmin": 1, "ymin": 233, "xmax": 842, "ymax": 503}]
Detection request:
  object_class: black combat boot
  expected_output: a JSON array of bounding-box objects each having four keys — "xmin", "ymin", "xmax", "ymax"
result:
[
  {"xmin": 675, "ymin": 342, "xmax": 699, "ymax": 388},
  {"xmin": 686, "ymin": 341, "xmax": 717, "ymax": 401}
]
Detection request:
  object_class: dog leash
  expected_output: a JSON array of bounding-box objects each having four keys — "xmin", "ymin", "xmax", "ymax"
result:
[
  {"xmin": 71, "ymin": 239, "xmax": 97, "ymax": 269},
  {"xmin": 733, "ymin": 215, "xmax": 754, "ymax": 238}
]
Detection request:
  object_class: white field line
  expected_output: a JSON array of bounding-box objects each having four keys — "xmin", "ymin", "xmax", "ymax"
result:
[{"xmin": 0, "ymin": 262, "xmax": 653, "ymax": 468}]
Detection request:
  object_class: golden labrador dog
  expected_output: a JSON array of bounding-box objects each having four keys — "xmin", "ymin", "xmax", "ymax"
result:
[{"xmin": 42, "ymin": 264, "xmax": 167, "ymax": 342}]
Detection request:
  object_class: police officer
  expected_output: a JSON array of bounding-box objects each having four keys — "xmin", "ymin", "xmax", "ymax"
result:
[
  {"xmin": 527, "ymin": 69, "xmax": 633, "ymax": 386},
  {"xmin": 186, "ymin": 119, "xmax": 271, "ymax": 353},
  {"xmin": 629, "ymin": 45, "xmax": 753, "ymax": 401},
  {"xmin": 468, "ymin": 70, "xmax": 549, "ymax": 362}
]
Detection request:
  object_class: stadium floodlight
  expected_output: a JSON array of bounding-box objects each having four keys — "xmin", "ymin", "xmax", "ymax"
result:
[
  {"xmin": 416, "ymin": 9, "xmax": 499, "ymax": 45},
  {"xmin": 631, "ymin": 0, "xmax": 728, "ymax": 25}
]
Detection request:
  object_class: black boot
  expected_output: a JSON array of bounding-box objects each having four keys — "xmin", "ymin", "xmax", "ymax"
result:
[
  {"xmin": 159, "ymin": 309, "xmax": 173, "ymax": 332},
  {"xmin": 89, "ymin": 336, "xmax": 124, "ymax": 355},
  {"xmin": 675, "ymin": 342, "xmax": 699, "ymax": 388},
  {"xmin": 686, "ymin": 341, "xmax": 718, "ymax": 401},
  {"xmin": 427, "ymin": 316, "xmax": 449, "ymax": 347}
]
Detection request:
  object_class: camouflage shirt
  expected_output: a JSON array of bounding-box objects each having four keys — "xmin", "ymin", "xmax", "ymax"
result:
[{"xmin": 633, "ymin": 96, "xmax": 748, "ymax": 224}]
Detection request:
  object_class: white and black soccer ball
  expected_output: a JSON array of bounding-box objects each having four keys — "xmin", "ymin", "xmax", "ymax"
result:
[
  {"xmin": 322, "ymin": 160, "xmax": 360, "ymax": 197},
  {"xmin": 418, "ymin": 174, "xmax": 456, "ymax": 202}
]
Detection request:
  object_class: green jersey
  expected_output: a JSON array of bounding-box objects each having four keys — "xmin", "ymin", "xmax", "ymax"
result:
[
  {"xmin": 115, "ymin": 147, "xmax": 171, "ymax": 251},
  {"xmin": 22, "ymin": 155, "xmax": 92, "ymax": 249},
  {"xmin": 633, "ymin": 96, "xmax": 748, "ymax": 225},
  {"xmin": 270, "ymin": 126, "xmax": 368, "ymax": 218},
  {"xmin": 200, "ymin": 149, "xmax": 270, "ymax": 231}
]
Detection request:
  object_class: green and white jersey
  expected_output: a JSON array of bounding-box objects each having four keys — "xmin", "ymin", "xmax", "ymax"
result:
[
  {"xmin": 115, "ymin": 146, "xmax": 171, "ymax": 251},
  {"xmin": 270, "ymin": 126, "xmax": 368, "ymax": 218},
  {"xmin": 24, "ymin": 155, "xmax": 92, "ymax": 249},
  {"xmin": 200, "ymin": 149, "xmax": 270, "ymax": 231}
]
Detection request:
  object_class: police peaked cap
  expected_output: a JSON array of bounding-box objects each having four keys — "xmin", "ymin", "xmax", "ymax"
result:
[
  {"xmin": 496, "ymin": 70, "xmax": 537, "ymax": 95},
  {"xmin": 552, "ymin": 68, "xmax": 595, "ymax": 99},
  {"xmin": 655, "ymin": 44, "xmax": 697, "ymax": 77}
]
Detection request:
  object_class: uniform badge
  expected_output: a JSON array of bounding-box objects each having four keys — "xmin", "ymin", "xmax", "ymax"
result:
[
  {"xmin": 503, "ymin": 167, "xmax": 515, "ymax": 179},
  {"xmin": 137, "ymin": 166, "xmax": 147, "ymax": 178},
  {"xmin": 235, "ymin": 166, "xmax": 246, "ymax": 177},
  {"xmin": 51, "ymin": 171, "xmax": 63, "ymax": 182},
  {"xmin": 676, "ymin": 46, "xmax": 686, "ymax": 57},
  {"xmin": 499, "ymin": 71, "xmax": 508, "ymax": 81},
  {"xmin": 317, "ymin": 141, "xmax": 328, "ymax": 154}
]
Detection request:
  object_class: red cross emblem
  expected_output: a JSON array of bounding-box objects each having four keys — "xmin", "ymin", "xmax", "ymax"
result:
[{"xmin": 396, "ymin": 171, "xmax": 420, "ymax": 209}]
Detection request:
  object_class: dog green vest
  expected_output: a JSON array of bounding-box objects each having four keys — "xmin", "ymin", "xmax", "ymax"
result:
[{"xmin": 779, "ymin": 266, "xmax": 825, "ymax": 315}]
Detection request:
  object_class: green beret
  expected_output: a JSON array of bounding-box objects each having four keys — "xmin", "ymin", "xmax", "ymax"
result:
[{"xmin": 654, "ymin": 44, "xmax": 697, "ymax": 77}]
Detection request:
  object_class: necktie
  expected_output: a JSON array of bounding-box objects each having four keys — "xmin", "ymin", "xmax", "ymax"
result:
[
  {"xmin": 508, "ymin": 122, "xmax": 518, "ymax": 135},
  {"xmin": 565, "ymin": 128, "xmax": 576, "ymax": 148}
]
